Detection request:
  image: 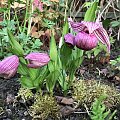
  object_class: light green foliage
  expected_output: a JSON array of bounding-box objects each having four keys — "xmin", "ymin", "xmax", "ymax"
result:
[
  {"xmin": 73, "ymin": 80, "xmax": 120, "ymax": 108},
  {"xmin": 84, "ymin": 1, "xmax": 98, "ymax": 22},
  {"xmin": 46, "ymin": 31, "xmax": 60, "ymax": 93},
  {"xmin": 0, "ymin": 20, "xmax": 16, "ymax": 58},
  {"xmin": 43, "ymin": 18, "xmax": 55, "ymax": 29},
  {"xmin": 111, "ymin": 19, "xmax": 120, "ymax": 27},
  {"xmin": 85, "ymin": 42, "xmax": 107, "ymax": 59},
  {"xmin": 17, "ymin": 87, "xmax": 33, "ymax": 102},
  {"xmin": 90, "ymin": 95, "xmax": 117, "ymax": 120},
  {"xmin": 29, "ymin": 93, "xmax": 60, "ymax": 120},
  {"xmin": 0, "ymin": 20, "xmax": 43, "ymax": 58},
  {"xmin": 85, "ymin": 37, "xmax": 115, "ymax": 59},
  {"xmin": 17, "ymin": 32, "xmax": 43, "ymax": 54},
  {"xmin": 110, "ymin": 55, "xmax": 120, "ymax": 70},
  {"xmin": 7, "ymin": 29, "xmax": 24, "ymax": 56}
]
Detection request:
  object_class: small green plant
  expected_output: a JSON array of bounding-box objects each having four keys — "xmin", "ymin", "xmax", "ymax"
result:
[
  {"xmin": 29, "ymin": 93, "xmax": 60, "ymax": 120},
  {"xmin": 110, "ymin": 55, "xmax": 120, "ymax": 70},
  {"xmin": 111, "ymin": 19, "xmax": 120, "ymax": 27},
  {"xmin": 90, "ymin": 95, "xmax": 117, "ymax": 120},
  {"xmin": 73, "ymin": 80, "xmax": 120, "ymax": 108},
  {"xmin": 0, "ymin": 20, "xmax": 16, "ymax": 58}
]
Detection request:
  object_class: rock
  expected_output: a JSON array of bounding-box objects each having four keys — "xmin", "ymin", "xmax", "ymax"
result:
[
  {"xmin": 55, "ymin": 96, "xmax": 74, "ymax": 105},
  {"xmin": 61, "ymin": 98, "xmax": 74, "ymax": 105},
  {"xmin": 6, "ymin": 94, "xmax": 15, "ymax": 104},
  {"xmin": 24, "ymin": 111, "xmax": 29, "ymax": 116},
  {"xmin": 6, "ymin": 109, "xmax": 12, "ymax": 117},
  {"xmin": 60, "ymin": 106, "xmax": 75, "ymax": 116}
]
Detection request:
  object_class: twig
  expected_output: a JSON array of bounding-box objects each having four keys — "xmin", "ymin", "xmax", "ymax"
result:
[{"xmin": 97, "ymin": 0, "xmax": 113, "ymax": 21}]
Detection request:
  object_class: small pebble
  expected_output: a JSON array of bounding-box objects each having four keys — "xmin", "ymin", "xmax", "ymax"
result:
[
  {"xmin": 6, "ymin": 109, "xmax": 12, "ymax": 115},
  {"xmin": 24, "ymin": 111, "xmax": 29, "ymax": 116},
  {"xmin": 6, "ymin": 94, "xmax": 15, "ymax": 104}
]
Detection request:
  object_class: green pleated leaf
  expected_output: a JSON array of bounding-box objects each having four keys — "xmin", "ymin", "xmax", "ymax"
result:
[
  {"xmin": 46, "ymin": 70, "xmax": 60, "ymax": 93},
  {"xmin": 29, "ymin": 68, "xmax": 39, "ymax": 80},
  {"xmin": 84, "ymin": 1, "xmax": 98, "ymax": 22},
  {"xmin": 62, "ymin": 20, "xmax": 69, "ymax": 36},
  {"xmin": 18, "ymin": 63, "xmax": 28, "ymax": 75},
  {"xmin": 50, "ymin": 31, "xmax": 57, "ymax": 62},
  {"xmin": 7, "ymin": 29, "xmax": 24, "ymax": 56},
  {"xmin": 60, "ymin": 44, "xmax": 72, "ymax": 69},
  {"xmin": 20, "ymin": 76, "xmax": 34, "ymax": 89},
  {"xmin": 17, "ymin": 57, "xmax": 28, "ymax": 75}
]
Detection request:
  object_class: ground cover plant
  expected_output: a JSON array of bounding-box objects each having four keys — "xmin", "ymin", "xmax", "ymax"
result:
[{"xmin": 0, "ymin": 0, "xmax": 120, "ymax": 119}]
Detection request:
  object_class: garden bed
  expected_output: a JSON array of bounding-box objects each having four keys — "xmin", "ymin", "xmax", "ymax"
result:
[{"xmin": 0, "ymin": 44, "xmax": 120, "ymax": 120}]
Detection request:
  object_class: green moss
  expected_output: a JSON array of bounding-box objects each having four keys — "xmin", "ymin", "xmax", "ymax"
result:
[
  {"xmin": 29, "ymin": 93, "xmax": 60, "ymax": 120},
  {"xmin": 17, "ymin": 87, "xmax": 33, "ymax": 101},
  {"xmin": 73, "ymin": 80, "xmax": 120, "ymax": 108}
]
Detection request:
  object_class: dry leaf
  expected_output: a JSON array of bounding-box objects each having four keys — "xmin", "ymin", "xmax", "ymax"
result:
[
  {"xmin": 99, "ymin": 55, "xmax": 110, "ymax": 64},
  {"xmin": 60, "ymin": 106, "xmax": 75, "ymax": 116},
  {"xmin": 31, "ymin": 26, "xmax": 38, "ymax": 33},
  {"xmin": 61, "ymin": 98, "xmax": 74, "ymax": 105},
  {"xmin": 55, "ymin": 96, "xmax": 74, "ymax": 105},
  {"xmin": 114, "ymin": 76, "xmax": 120, "ymax": 82},
  {"xmin": 11, "ymin": 1, "xmax": 26, "ymax": 8},
  {"xmin": 100, "ymin": 68, "xmax": 108, "ymax": 76},
  {"xmin": 50, "ymin": 0, "xmax": 59, "ymax": 2},
  {"xmin": 31, "ymin": 31, "xmax": 45, "ymax": 38}
]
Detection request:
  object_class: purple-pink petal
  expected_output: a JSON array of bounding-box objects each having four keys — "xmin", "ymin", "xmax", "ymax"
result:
[
  {"xmin": 33, "ymin": 0, "xmax": 43, "ymax": 12},
  {"xmin": 81, "ymin": 21, "xmax": 102, "ymax": 34},
  {"xmin": 68, "ymin": 18, "xmax": 86, "ymax": 33},
  {"xmin": 25, "ymin": 52, "xmax": 50, "ymax": 68},
  {"xmin": 0, "ymin": 55, "xmax": 19, "ymax": 79},
  {"xmin": 94, "ymin": 27, "xmax": 110, "ymax": 53},
  {"xmin": 75, "ymin": 32, "xmax": 98, "ymax": 50},
  {"xmin": 64, "ymin": 33, "xmax": 75, "ymax": 47}
]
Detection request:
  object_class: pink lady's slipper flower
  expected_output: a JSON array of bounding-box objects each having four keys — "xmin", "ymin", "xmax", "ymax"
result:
[
  {"xmin": 25, "ymin": 52, "xmax": 50, "ymax": 68},
  {"xmin": 33, "ymin": 0, "xmax": 43, "ymax": 12},
  {"xmin": 0, "ymin": 55, "xmax": 19, "ymax": 79},
  {"xmin": 65, "ymin": 18, "xmax": 110, "ymax": 52}
]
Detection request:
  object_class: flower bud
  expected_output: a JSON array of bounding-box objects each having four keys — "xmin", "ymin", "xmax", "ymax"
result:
[
  {"xmin": 0, "ymin": 55, "xmax": 19, "ymax": 79},
  {"xmin": 25, "ymin": 52, "xmax": 50, "ymax": 68}
]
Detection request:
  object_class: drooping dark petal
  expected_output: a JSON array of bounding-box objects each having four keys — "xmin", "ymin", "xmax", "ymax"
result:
[
  {"xmin": 0, "ymin": 55, "xmax": 19, "ymax": 79},
  {"xmin": 25, "ymin": 52, "xmax": 50, "ymax": 68},
  {"xmin": 75, "ymin": 32, "xmax": 98, "ymax": 50},
  {"xmin": 68, "ymin": 18, "xmax": 86, "ymax": 33},
  {"xmin": 64, "ymin": 33, "xmax": 75, "ymax": 47},
  {"xmin": 94, "ymin": 27, "xmax": 110, "ymax": 53}
]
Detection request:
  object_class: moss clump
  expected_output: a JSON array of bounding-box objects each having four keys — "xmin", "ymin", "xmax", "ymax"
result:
[
  {"xmin": 29, "ymin": 93, "xmax": 60, "ymax": 120},
  {"xmin": 73, "ymin": 80, "xmax": 120, "ymax": 108},
  {"xmin": 17, "ymin": 87, "xmax": 33, "ymax": 101}
]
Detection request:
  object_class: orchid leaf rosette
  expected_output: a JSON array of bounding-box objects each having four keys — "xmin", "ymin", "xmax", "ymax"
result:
[{"xmin": 59, "ymin": 1, "xmax": 110, "ymax": 94}]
